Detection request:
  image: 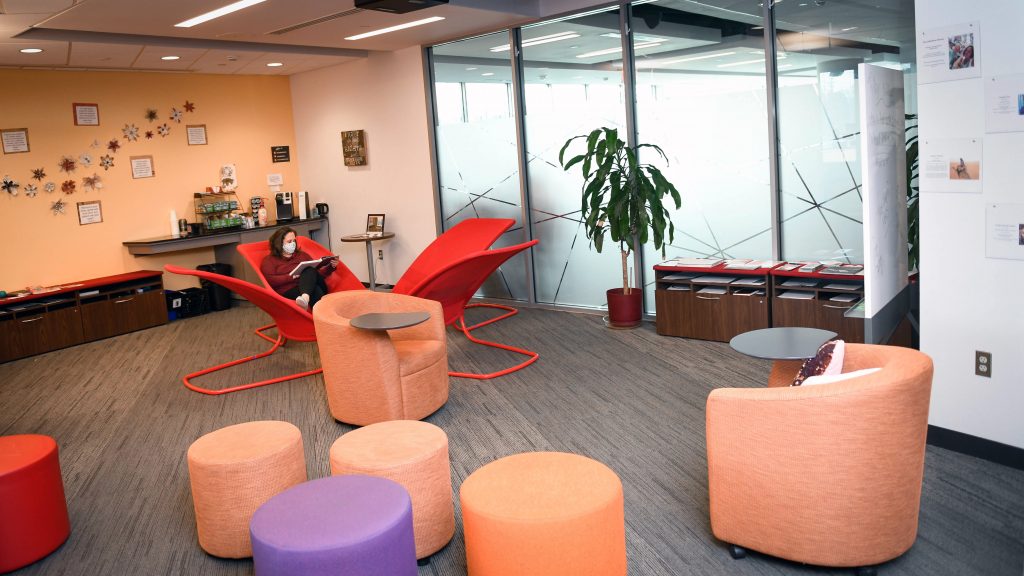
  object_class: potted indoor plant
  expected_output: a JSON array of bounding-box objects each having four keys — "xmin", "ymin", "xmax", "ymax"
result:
[{"xmin": 559, "ymin": 127, "xmax": 681, "ymax": 327}]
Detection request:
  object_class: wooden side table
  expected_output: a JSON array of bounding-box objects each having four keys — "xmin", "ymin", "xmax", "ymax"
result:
[{"xmin": 340, "ymin": 232, "xmax": 395, "ymax": 290}]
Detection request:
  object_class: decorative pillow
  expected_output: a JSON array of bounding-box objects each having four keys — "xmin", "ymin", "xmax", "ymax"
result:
[
  {"xmin": 802, "ymin": 367, "xmax": 881, "ymax": 386},
  {"xmin": 791, "ymin": 339, "xmax": 845, "ymax": 386}
]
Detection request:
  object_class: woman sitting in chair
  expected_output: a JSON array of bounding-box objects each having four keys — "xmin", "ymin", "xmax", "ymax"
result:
[{"xmin": 261, "ymin": 227, "xmax": 338, "ymax": 311}]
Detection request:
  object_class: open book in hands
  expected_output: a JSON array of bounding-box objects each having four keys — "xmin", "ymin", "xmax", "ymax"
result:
[{"xmin": 289, "ymin": 256, "xmax": 339, "ymax": 278}]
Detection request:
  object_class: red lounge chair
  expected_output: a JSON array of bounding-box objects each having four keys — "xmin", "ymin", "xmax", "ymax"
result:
[
  {"xmin": 237, "ymin": 236, "xmax": 364, "ymax": 342},
  {"xmin": 397, "ymin": 240, "xmax": 540, "ymax": 380},
  {"xmin": 164, "ymin": 264, "xmax": 322, "ymax": 395}
]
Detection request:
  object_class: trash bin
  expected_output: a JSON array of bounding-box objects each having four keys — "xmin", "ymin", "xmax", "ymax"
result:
[{"xmin": 196, "ymin": 263, "xmax": 233, "ymax": 311}]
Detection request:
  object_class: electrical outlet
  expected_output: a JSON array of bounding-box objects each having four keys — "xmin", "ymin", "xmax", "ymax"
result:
[
  {"xmin": 975, "ymin": 351, "xmax": 992, "ymax": 377},
  {"xmin": 377, "ymin": 249, "xmax": 384, "ymax": 260}
]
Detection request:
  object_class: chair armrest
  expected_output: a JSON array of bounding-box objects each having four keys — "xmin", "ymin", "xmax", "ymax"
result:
[{"xmin": 377, "ymin": 294, "xmax": 446, "ymax": 343}]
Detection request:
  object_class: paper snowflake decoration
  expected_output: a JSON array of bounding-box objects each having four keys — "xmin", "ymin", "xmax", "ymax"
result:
[
  {"xmin": 82, "ymin": 174, "xmax": 103, "ymax": 192},
  {"xmin": 145, "ymin": 109, "xmax": 159, "ymax": 122},
  {"xmin": 44, "ymin": 182, "xmax": 56, "ymax": 193},
  {"xmin": 107, "ymin": 139, "xmax": 121, "ymax": 153},
  {"xmin": 122, "ymin": 123, "xmax": 140, "ymax": 142},
  {"xmin": 61, "ymin": 180, "xmax": 77, "ymax": 195},
  {"xmin": 184, "ymin": 100, "xmax": 195, "ymax": 113},
  {"xmin": 170, "ymin": 108, "xmax": 183, "ymax": 123},
  {"xmin": 158, "ymin": 123, "xmax": 171, "ymax": 137},
  {"xmin": 145, "ymin": 131, "xmax": 154, "ymax": 140},
  {"xmin": 24, "ymin": 184, "xmax": 38, "ymax": 197},
  {"xmin": 58, "ymin": 156, "xmax": 76, "ymax": 173},
  {"xmin": 79, "ymin": 153, "xmax": 93, "ymax": 167},
  {"xmin": 90, "ymin": 139, "xmax": 101, "ymax": 149},
  {"xmin": 51, "ymin": 198, "xmax": 66, "ymax": 215},
  {"xmin": 2, "ymin": 175, "xmax": 19, "ymax": 196},
  {"xmin": 100, "ymin": 155, "xmax": 114, "ymax": 170},
  {"xmin": 32, "ymin": 168, "xmax": 46, "ymax": 181}
]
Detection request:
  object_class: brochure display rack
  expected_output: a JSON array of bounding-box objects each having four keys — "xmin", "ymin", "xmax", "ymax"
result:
[
  {"xmin": 769, "ymin": 267, "xmax": 865, "ymax": 343},
  {"xmin": 653, "ymin": 262, "xmax": 773, "ymax": 342}
]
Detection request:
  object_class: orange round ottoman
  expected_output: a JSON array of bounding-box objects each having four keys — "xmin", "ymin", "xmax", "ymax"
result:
[
  {"xmin": 187, "ymin": 421, "xmax": 306, "ymax": 558},
  {"xmin": 329, "ymin": 420, "xmax": 454, "ymax": 560},
  {"xmin": 0, "ymin": 435, "xmax": 70, "ymax": 573},
  {"xmin": 459, "ymin": 451, "xmax": 626, "ymax": 576}
]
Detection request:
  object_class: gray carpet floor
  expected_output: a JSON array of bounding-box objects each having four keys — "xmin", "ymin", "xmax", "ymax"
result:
[{"xmin": 1, "ymin": 304, "xmax": 1022, "ymax": 575}]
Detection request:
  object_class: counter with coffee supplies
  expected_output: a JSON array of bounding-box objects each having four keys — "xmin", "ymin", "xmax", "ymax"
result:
[{"xmin": 123, "ymin": 216, "xmax": 330, "ymax": 289}]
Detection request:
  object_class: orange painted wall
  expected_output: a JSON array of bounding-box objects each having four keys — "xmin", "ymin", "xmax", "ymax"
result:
[{"xmin": 0, "ymin": 70, "xmax": 301, "ymax": 292}]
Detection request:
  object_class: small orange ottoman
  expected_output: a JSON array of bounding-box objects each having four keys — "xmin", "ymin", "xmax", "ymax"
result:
[
  {"xmin": 459, "ymin": 451, "xmax": 626, "ymax": 576},
  {"xmin": 187, "ymin": 421, "xmax": 306, "ymax": 558},
  {"xmin": 329, "ymin": 420, "xmax": 454, "ymax": 560}
]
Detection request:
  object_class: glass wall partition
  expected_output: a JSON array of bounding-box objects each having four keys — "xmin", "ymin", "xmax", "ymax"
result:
[
  {"xmin": 630, "ymin": 0, "xmax": 773, "ymax": 313},
  {"xmin": 431, "ymin": 33, "xmax": 529, "ymax": 301},
  {"xmin": 521, "ymin": 7, "xmax": 628, "ymax": 308},
  {"xmin": 774, "ymin": 1, "xmax": 916, "ymax": 263}
]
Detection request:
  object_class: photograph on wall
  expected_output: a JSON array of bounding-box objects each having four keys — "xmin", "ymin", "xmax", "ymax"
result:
[
  {"xmin": 985, "ymin": 203, "xmax": 1024, "ymax": 260},
  {"xmin": 984, "ymin": 74, "xmax": 1024, "ymax": 134},
  {"xmin": 917, "ymin": 21, "xmax": 981, "ymax": 85},
  {"xmin": 342, "ymin": 130, "xmax": 367, "ymax": 166},
  {"xmin": 920, "ymin": 138, "xmax": 983, "ymax": 193}
]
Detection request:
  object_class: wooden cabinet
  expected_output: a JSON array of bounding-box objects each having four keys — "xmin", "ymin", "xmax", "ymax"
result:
[
  {"xmin": 770, "ymin": 270, "xmax": 864, "ymax": 343},
  {"xmin": 0, "ymin": 271, "xmax": 167, "ymax": 363},
  {"xmin": 654, "ymin": 266, "xmax": 770, "ymax": 342}
]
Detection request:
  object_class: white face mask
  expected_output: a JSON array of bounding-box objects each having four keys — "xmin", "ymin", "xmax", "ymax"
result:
[{"xmin": 283, "ymin": 240, "xmax": 296, "ymax": 255}]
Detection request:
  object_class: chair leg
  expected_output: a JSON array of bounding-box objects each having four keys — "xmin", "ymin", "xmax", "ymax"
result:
[
  {"xmin": 448, "ymin": 315, "xmax": 538, "ymax": 380},
  {"xmin": 254, "ymin": 323, "xmax": 279, "ymax": 343},
  {"xmin": 462, "ymin": 302, "xmax": 518, "ymax": 331},
  {"xmin": 855, "ymin": 567, "xmax": 878, "ymax": 576},
  {"xmin": 183, "ymin": 334, "xmax": 322, "ymax": 395},
  {"xmin": 727, "ymin": 545, "xmax": 746, "ymax": 559}
]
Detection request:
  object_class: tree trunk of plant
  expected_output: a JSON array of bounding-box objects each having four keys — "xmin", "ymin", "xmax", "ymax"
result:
[{"xmin": 621, "ymin": 249, "xmax": 630, "ymax": 294}]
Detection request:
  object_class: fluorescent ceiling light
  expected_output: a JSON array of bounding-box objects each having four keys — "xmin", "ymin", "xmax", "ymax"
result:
[
  {"xmin": 481, "ymin": 72, "xmax": 494, "ymax": 76},
  {"xmin": 19, "ymin": 48, "xmax": 43, "ymax": 54},
  {"xmin": 344, "ymin": 16, "xmax": 445, "ymax": 41},
  {"xmin": 175, "ymin": 0, "xmax": 267, "ymax": 28},
  {"xmin": 490, "ymin": 32, "xmax": 579, "ymax": 52},
  {"xmin": 661, "ymin": 51, "xmax": 736, "ymax": 65},
  {"xmin": 841, "ymin": 27, "xmax": 858, "ymax": 32},
  {"xmin": 717, "ymin": 54, "xmax": 784, "ymax": 68},
  {"xmin": 577, "ymin": 41, "xmax": 662, "ymax": 59},
  {"xmin": 600, "ymin": 32, "xmax": 667, "ymax": 43},
  {"xmin": 161, "ymin": 55, "xmax": 180, "ymax": 61},
  {"xmin": 465, "ymin": 67, "xmax": 477, "ymax": 70},
  {"xmin": 266, "ymin": 62, "xmax": 283, "ymax": 67}
]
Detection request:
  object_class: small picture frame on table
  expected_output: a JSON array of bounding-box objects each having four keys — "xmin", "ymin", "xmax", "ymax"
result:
[{"xmin": 366, "ymin": 213, "xmax": 385, "ymax": 237}]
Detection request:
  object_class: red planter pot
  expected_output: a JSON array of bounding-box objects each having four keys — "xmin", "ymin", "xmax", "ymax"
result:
[{"xmin": 606, "ymin": 288, "xmax": 642, "ymax": 328}]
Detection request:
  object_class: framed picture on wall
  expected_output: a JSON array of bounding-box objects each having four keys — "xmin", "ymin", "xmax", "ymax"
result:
[
  {"xmin": 73, "ymin": 103, "xmax": 100, "ymax": 126},
  {"xmin": 77, "ymin": 200, "xmax": 102, "ymax": 225},
  {"xmin": 342, "ymin": 130, "xmax": 367, "ymax": 166},
  {"xmin": 1, "ymin": 128, "xmax": 30, "ymax": 154}
]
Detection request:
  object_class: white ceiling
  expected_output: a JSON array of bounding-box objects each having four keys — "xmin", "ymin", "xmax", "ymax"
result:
[{"xmin": 0, "ymin": 0, "xmax": 554, "ymax": 75}]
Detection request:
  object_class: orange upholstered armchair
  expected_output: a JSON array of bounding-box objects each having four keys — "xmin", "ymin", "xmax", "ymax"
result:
[
  {"xmin": 706, "ymin": 344, "xmax": 933, "ymax": 574},
  {"xmin": 312, "ymin": 291, "xmax": 448, "ymax": 426}
]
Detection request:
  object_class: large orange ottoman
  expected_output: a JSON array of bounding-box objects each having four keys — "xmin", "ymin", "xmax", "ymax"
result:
[
  {"xmin": 329, "ymin": 420, "xmax": 454, "ymax": 560},
  {"xmin": 0, "ymin": 435, "xmax": 70, "ymax": 574},
  {"xmin": 459, "ymin": 451, "xmax": 626, "ymax": 576},
  {"xmin": 187, "ymin": 421, "xmax": 306, "ymax": 558}
]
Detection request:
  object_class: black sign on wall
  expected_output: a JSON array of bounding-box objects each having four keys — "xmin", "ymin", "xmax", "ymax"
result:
[{"xmin": 271, "ymin": 146, "xmax": 290, "ymax": 163}]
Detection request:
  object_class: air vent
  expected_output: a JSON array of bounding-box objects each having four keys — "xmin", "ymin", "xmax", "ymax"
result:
[
  {"xmin": 268, "ymin": 8, "xmax": 365, "ymax": 35},
  {"xmin": 354, "ymin": 0, "xmax": 448, "ymax": 14}
]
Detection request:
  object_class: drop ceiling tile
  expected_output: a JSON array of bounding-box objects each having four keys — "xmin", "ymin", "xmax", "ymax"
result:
[
  {"xmin": 1, "ymin": 0, "xmax": 74, "ymax": 15},
  {"xmin": 0, "ymin": 40, "xmax": 68, "ymax": 66},
  {"xmin": 68, "ymin": 41, "xmax": 141, "ymax": 68},
  {"xmin": 188, "ymin": 49, "xmax": 261, "ymax": 74},
  {"xmin": 133, "ymin": 45, "xmax": 207, "ymax": 70}
]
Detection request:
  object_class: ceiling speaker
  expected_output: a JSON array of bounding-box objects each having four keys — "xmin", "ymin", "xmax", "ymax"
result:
[{"xmin": 354, "ymin": 0, "xmax": 448, "ymax": 14}]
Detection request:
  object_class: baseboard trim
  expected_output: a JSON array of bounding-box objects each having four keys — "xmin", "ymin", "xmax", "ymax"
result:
[{"xmin": 927, "ymin": 425, "xmax": 1024, "ymax": 471}]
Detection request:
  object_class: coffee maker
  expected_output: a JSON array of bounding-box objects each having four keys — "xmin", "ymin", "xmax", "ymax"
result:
[{"xmin": 275, "ymin": 192, "xmax": 295, "ymax": 222}]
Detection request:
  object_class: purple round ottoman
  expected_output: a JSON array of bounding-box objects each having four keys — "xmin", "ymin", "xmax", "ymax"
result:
[{"xmin": 250, "ymin": 475, "xmax": 417, "ymax": 576}]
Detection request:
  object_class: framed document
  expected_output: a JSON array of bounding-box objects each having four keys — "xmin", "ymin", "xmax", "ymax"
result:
[
  {"xmin": 1, "ymin": 128, "xmax": 29, "ymax": 154},
  {"xmin": 186, "ymin": 124, "xmax": 208, "ymax": 145},
  {"xmin": 342, "ymin": 130, "xmax": 367, "ymax": 166},
  {"xmin": 73, "ymin": 103, "xmax": 100, "ymax": 126},
  {"xmin": 77, "ymin": 200, "xmax": 102, "ymax": 225},
  {"xmin": 130, "ymin": 155, "xmax": 155, "ymax": 179},
  {"xmin": 366, "ymin": 213, "xmax": 385, "ymax": 237}
]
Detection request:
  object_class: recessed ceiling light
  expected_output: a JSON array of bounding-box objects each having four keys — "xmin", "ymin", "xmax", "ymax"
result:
[
  {"xmin": 344, "ymin": 16, "xmax": 445, "ymax": 41},
  {"xmin": 19, "ymin": 48, "xmax": 44, "ymax": 54},
  {"xmin": 266, "ymin": 62, "xmax": 283, "ymax": 67},
  {"xmin": 491, "ymin": 31, "xmax": 579, "ymax": 52},
  {"xmin": 466, "ymin": 67, "xmax": 477, "ymax": 71},
  {"xmin": 841, "ymin": 27, "xmax": 858, "ymax": 32},
  {"xmin": 161, "ymin": 56, "xmax": 180, "ymax": 61},
  {"xmin": 481, "ymin": 72, "xmax": 494, "ymax": 76},
  {"xmin": 175, "ymin": 0, "xmax": 268, "ymax": 28}
]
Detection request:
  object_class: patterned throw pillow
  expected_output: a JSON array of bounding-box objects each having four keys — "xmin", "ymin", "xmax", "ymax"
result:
[{"xmin": 792, "ymin": 339, "xmax": 845, "ymax": 386}]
